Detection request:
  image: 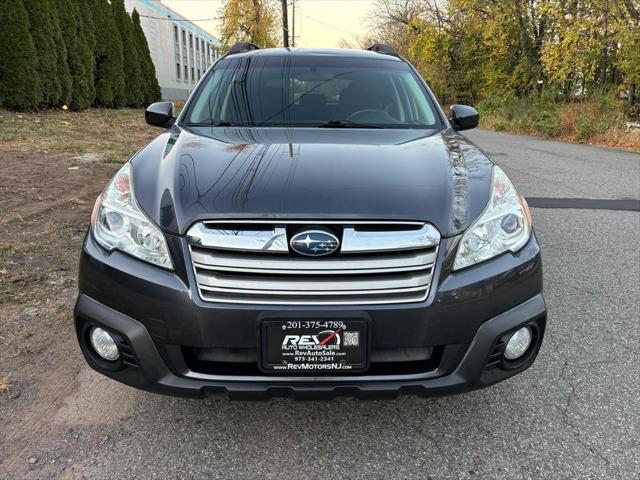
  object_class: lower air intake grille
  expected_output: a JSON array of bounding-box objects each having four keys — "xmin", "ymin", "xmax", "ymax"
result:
[
  {"xmin": 117, "ymin": 337, "xmax": 138, "ymax": 367},
  {"xmin": 187, "ymin": 221, "xmax": 440, "ymax": 305},
  {"xmin": 485, "ymin": 340, "xmax": 506, "ymax": 369}
]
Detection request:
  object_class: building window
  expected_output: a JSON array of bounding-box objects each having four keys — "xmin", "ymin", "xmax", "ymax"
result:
[
  {"xmin": 189, "ymin": 34, "xmax": 193, "ymax": 49},
  {"xmin": 197, "ymin": 69, "xmax": 201, "ymax": 79},
  {"xmin": 174, "ymin": 25, "xmax": 181, "ymax": 78},
  {"xmin": 182, "ymin": 29, "xmax": 186, "ymax": 44},
  {"xmin": 184, "ymin": 65, "xmax": 188, "ymax": 80},
  {"xmin": 191, "ymin": 67, "xmax": 195, "ymax": 82}
]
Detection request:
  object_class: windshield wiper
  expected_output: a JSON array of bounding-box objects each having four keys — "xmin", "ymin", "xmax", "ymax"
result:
[
  {"xmin": 212, "ymin": 121, "xmax": 250, "ymax": 127},
  {"xmin": 184, "ymin": 121, "xmax": 252, "ymax": 127},
  {"xmin": 318, "ymin": 120, "xmax": 384, "ymax": 129}
]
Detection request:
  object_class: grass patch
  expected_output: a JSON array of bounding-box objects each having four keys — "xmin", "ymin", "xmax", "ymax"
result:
[
  {"xmin": 477, "ymin": 93, "xmax": 640, "ymax": 150},
  {"xmin": 0, "ymin": 244, "xmax": 16, "ymax": 253},
  {"xmin": 105, "ymin": 155, "xmax": 125, "ymax": 164},
  {"xmin": 0, "ymin": 376, "xmax": 8, "ymax": 396},
  {"xmin": 0, "ymin": 107, "xmax": 158, "ymax": 163}
]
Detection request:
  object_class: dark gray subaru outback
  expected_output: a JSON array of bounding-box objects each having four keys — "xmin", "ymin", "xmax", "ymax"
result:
[{"xmin": 75, "ymin": 44, "xmax": 545, "ymax": 399}]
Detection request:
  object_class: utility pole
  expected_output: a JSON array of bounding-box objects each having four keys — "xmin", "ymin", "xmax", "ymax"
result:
[
  {"xmin": 281, "ymin": 0, "xmax": 289, "ymax": 47},
  {"xmin": 291, "ymin": 0, "xmax": 296, "ymax": 47}
]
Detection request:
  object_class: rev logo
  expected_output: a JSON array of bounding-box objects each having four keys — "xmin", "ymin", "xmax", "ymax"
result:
[{"xmin": 282, "ymin": 329, "xmax": 342, "ymax": 347}]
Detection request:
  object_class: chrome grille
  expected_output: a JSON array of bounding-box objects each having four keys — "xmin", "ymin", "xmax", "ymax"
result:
[{"xmin": 187, "ymin": 221, "xmax": 440, "ymax": 305}]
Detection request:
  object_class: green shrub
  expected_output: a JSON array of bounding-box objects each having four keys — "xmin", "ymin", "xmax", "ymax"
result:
[
  {"xmin": 0, "ymin": 0, "xmax": 41, "ymax": 110},
  {"xmin": 50, "ymin": 2, "xmax": 72, "ymax": 106},
  {"xmin": 132, "ymin": 8, "xmax": 161, "ymax": 104},
  {"xmin": 23, "ymin": 0, "xmax": 61, "ymax": 106},
  {"xmin": 572, "ymin": 93, "xmax": 626, "ymax": 142},
  {"xmin": 575, "ymin": 115, "xmax": 594, "ymax": 142},
  {"xmin": 95, "ymin": 79, "xmax": 114, "ymax": 106},
  {"xmin": 531, "ymin": 93, "xmax": 561, "ymax": 137},
  {"xmin": 478, "ymin": 89, "xmax": 630, "ymax": 144},
  {"xmin": 92, "ymin": 0, "xmax": 125, "ymax": 107},
  {"xmin": 55, "ymin": 0, "xmax": 93, "ymax": 110},
  {"xmin": 78, "ymin": 0, "xmax": 96, "ymax": 105},
  {"xmin": 112, "ymin": 0, "xmax": 144, "ymax": 106}
]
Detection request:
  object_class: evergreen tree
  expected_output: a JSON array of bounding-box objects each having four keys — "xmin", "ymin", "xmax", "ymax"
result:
[
  {"xmin": 23, "ymin": 0, "xmax": 61, "ymax": 106},
  {"xmin": 91, "ymin": 0, "xmax": 126, "ymax": 107},
  {"xmin": 78, "ymin": 0, "xmax": 96, "ymax": 105},
  {"xmin": 79, "ymin": 0, "xmax": 96, "ymax": 53},
  {"xmin": 132, "ymin": 8, "xmax": 161, "ymax": 104},
  {"xmin": 49, "ymin": 0, "xmax": 72, "ymax": 106},
  {"xmin": 57, "ymin": 0, "xmax": 93, "ymax": 110},
  {"xmin": 0, "ymin": 0, "xmax": 41, "ymax": 109},
  {"xmin": 111, "ymin": 0, "xmax": 144, "ymax": 106}
]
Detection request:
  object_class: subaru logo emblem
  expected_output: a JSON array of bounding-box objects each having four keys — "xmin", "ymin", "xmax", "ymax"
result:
[{"xmin": 290, "ymin": 229, "xmax": 340, "ymax": 256}]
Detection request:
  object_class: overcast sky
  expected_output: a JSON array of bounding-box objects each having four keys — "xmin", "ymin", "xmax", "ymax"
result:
[{"xmin": 160, "ymin": 0, "xmax": 375, "ymax": 48}]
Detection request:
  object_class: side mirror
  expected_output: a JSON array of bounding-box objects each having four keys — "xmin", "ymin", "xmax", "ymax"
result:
[
  {"xmin": 145, "ymin": 102, "xmax": 175, "ymax": 128},
  {"xmin": 449, "ymin": 104, "xmax": 479, "ymax": 131}
]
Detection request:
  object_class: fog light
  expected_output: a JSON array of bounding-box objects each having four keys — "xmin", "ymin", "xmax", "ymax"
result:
[
  {"xmin": 504, "ymin": 326, "xmax": 532, "ymax": 360},
  {"xmin": 89, "ymin": 327, "xmax": 119, "ymax": 361}
]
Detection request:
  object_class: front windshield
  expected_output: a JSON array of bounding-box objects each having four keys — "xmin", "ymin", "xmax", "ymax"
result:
[{"xmin": 183, "ymin": 55, "xmax": 441, "ymax": 129}]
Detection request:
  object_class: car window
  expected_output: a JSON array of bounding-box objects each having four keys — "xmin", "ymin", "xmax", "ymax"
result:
[{"xmin": 184, "ymin": 55, "xmax": 440, "ymax": 129}]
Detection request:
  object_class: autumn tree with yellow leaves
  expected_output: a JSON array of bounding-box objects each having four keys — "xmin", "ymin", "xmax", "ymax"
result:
[
  {"xmin": 218, "ymin": 0, "xmax": 279, "ymax": 49},
  {"xmin": 371, "ymin": 0, "xmax": 640, "ymax": 115}
]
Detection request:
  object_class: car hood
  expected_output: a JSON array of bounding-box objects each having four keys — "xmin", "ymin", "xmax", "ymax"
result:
[{"xmin": 131, "ymin": 126, "xmax": 494, "ymax": 237}]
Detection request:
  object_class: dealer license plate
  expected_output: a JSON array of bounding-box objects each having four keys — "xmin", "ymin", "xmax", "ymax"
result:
[{"xmin": 261, "ymin": 320, "xmax": 368, "ymax": 373}]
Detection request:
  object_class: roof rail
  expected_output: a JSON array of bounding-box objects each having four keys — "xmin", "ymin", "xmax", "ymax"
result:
[
  {"xmin": 228, "ymin": 42, "xmax": 260, "ymax": 55},
  {"xmin": 367, "ymin": 44, "xmax": 399, "ymax": 57}
]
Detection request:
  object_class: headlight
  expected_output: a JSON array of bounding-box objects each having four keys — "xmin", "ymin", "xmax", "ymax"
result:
[
  {"xmin": 453, "ymin": 166, "xmax": 532, "ymax": 270},
  {"xmin": 91, "ymin": 163, "xmax": 173, "ymax": 270}
]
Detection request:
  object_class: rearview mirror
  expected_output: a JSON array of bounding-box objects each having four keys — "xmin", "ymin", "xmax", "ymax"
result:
[
  {"xmin": 145, "ymin": 102, "xmax": 175, "ymax": 128},
  {"xmin": 449, "ymin": 104, "xmax": 479, "ymax": 131}
]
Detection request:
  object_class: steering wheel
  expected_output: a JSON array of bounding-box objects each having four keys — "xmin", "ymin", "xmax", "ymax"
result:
[{"xmin": 347, "ymin": 109, "xmax": 397, "ymax": 123}]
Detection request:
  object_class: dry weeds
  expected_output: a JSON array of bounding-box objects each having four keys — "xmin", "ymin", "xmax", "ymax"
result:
[
  {"xmin": 0, "ymin": 376, "xmax": 8, "ymax": 396},
  {"xmin": 0, "ymin": 108, "xmax": 159, "ymax": 164}
]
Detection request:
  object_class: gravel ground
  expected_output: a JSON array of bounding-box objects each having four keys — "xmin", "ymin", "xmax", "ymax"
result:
[{"xmin": 1, "ymin": 129, "xmax": 638, "ymax": 480}]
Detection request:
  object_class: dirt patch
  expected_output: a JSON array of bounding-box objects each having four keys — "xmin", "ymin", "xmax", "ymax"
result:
[
  {"xmin": 0, "ymin": 108, "xmax": 158, "ymax": 164},
  {"xmin": 0, "ymin": 109, "xmax": 156, "ymax": 479}
]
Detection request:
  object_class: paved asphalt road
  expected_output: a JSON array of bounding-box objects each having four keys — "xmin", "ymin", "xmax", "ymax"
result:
[{"xmin": 14, "ymin": 131, "xmax": 640, "ymax": 479}]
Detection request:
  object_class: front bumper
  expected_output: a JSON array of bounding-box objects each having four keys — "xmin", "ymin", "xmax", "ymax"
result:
[
  {"xmin": 75, "ymin": 292, "xmax": 545, "ymax": 399},
  {"xmin": 75, "ymin": 231, "xmax": 546, "ymax": 399}
]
